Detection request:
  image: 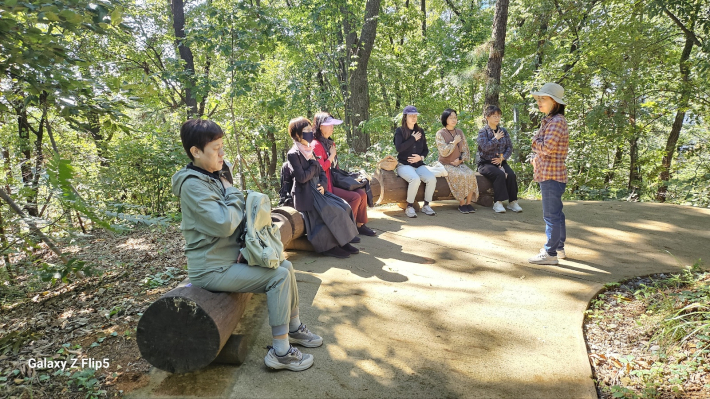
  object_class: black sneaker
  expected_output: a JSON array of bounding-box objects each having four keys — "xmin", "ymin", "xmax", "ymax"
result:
[
  {"xmin": 458, "ymin": 205, "xmax": 469, "ymax": 214},
  {"xmin": 350, "ymin": 236, "xmax": 361, "ymax": 243},
  {"xmin": 465, "ymin": 204, "xmax": 476, "ymax": 213},
  {"xmin": 340, "ymin": 243, "xmax": 360, "ymax": 254},
  {"xmin": 357, "ymin": 225, "xmax": 377, "ymax": 236},
  {"xmin": 323, "ymin": 246, "xmax": 350, "ymax": 258}
]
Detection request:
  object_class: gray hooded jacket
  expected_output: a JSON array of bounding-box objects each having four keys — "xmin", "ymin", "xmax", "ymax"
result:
[{"xmin": 171, "ymin": 166, "xmax": 245, "ymax": 280}]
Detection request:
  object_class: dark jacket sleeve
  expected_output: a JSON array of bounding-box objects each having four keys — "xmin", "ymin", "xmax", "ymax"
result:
[
  {"xmin": 318, "ymin": 164, "xmax": 328, "ymax": 187},
  {"xmin": 420, "ymin": 131, "xmax": 429, "ymax": 158},
  {"xmin": 394, "ymin": 128, "xmax": 416, "ymax": 153},
  {"xmin": 288, "ymin": 152, "xmax": 320, "ymax": 184}
]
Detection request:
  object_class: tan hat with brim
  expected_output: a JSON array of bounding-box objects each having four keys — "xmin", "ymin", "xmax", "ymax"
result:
[{"xmin": 531, "ymin": 82, "xmax": 566, "ymax": 105}]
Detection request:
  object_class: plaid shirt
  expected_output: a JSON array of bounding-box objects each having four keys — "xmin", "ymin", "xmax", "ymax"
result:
[
  {"xmin": 477, "ymin": 125, "xmax": 513, "ymax": 163},
  {"xmin": 532, "ymin": 114, "xmax": 569, "ymax": 183}
]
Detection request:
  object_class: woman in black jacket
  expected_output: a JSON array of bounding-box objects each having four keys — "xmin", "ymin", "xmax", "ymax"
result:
[{"xmin": 284, "ymin": 117, "xmax": 359, "ymax": 258}]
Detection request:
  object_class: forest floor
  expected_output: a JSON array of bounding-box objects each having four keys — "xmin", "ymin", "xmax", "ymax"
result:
[{"xmin": 1, "ymin": 200, "xmax": 710, "ymax": 399}]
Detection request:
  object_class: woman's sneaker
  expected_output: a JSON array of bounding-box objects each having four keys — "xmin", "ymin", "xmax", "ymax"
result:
[
  {"xmin": 357, "ymin": 225, "xmax": 377, "ymax": 236},
  {"xmin": 540, "ymin": 247, "xmax": 566, "ymax": 259},
  {"xmin": 465, "ymin": 204, "xmax": 476, "ymax": 213},
  {"xmin": 350, "ymin": 236, "xmax": 361, "ymax": 243},
  {"xmin": 405, "ymin": 206, "xmax": 417, "ymax": 218},
  {"xmin": 492, "ymin": 201, "xmax": 506, "ymax": 213},
  {"xmin": 323, "ymin": 246, "xmax": 350, "ymax": 258},
  {"xmin": 340, "ymin": 243, "xmax": 360, "ymax": 254},
  {"xmin": 507, "ymin": 201, "xmax": 523, "ymax": 213},
  {"xmin": 528, "ymin": 251, "xmax": 558, "ymax": 265},
  {"xmin": 264, "ymin": 345, "xmax": 314, "ymax": 371},
  {"xmin": 458, "ymin": 205, "xmax": 469, "ymax": 214},
  {"xmin": 288, "ymin": 324, "xmax": 323, "ymax": 347},
  {"xmin": 422, "ymin": 204, "xmax": 436, "ymax": 215}
]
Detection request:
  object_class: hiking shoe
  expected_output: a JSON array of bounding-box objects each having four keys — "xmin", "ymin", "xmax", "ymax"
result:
[
  {"xmin": 528, "ymin": 251, "xmax": 558, "ymax": 265},
  {"xmin": 323, "ymin": 246, "xmax": 350, "ymax": 258},
  {"xmin": 540, "ymin": 247, "xmax": 566, "ymax": 259},
  {"xmin": 422, "ymin": 204, "xmax": 436, "ymax": 216},
  {"xmin": 458, "ymin": 205, "xmax": 469, "ymax": 214},
  {"xmin": 405, "ymin": 206, "xmax": 417, "ymax": 218},
  {"xmin": 507, "ymin": 201, "xmax": 523, "ymax": 213},
  {"xmin": 465, "ymin": 204, "xmax": 476, "ymax": 213},
  {"xmin": 357, "ymin": 225, "xmax": 377, "ymax": 236},
  {"xmin": 350, "ymin": 236, "xmax": 361, "ymax": 243},
  {"xmin": 264, "ymin": 345, "xmax": 314, "ymax": 371},
  {"xmin": 288, "ymin": 324, "xmax": 323, "ymax": 348},
  {"xmin": 341, "ymin": 243, "xmax": 360, "ymax": 254},
  {"xmin": 492, "ymin": 201, "xmax": 506, "ymax": 213}
]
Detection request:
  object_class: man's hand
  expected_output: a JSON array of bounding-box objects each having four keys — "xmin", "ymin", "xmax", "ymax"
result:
[
  {"xmin": 452, "ymin": 135, "xmax": 462, "ymax": 144},
  {"xmin": 412, "ymin": 132, "xmax": 422, "ymax": 141},
  {"xmin": 317, "ymin": 184, "xmax": 325, "ymax": 195},
  {"xmin": 407, "ymin": 154, "xmax": 421, "ymax": 164},
  {"xmin": 220, "ymin": 176, "xmax": 233, "ymax": 188}
]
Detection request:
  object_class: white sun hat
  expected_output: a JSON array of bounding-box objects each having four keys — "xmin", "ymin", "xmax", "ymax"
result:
[{"xmin": 531, "ymin": 82, "xmax": 566, "ymax": 105}]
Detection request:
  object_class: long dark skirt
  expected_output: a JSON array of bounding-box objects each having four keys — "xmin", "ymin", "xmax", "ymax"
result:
[{"xmin": 301, "ymin": 180, "xmax": 358, "ymax": 253}]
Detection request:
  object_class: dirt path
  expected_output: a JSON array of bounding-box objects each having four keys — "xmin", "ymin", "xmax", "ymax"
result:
[{"xmin": 131, "ymin": 200, "xmax": 710, "ymax": 399}]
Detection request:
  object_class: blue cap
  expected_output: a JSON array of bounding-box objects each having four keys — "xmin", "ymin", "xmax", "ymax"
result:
[{"xmin": 402, "ymin": 105, "xmax": 419, "ymax": 115}]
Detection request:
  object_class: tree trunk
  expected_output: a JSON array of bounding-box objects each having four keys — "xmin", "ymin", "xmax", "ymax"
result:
[
  {"xmin": 420, "ymin": 0, "xmax": 426, "ymax": 36},
  {"xmin": 484, "ymin": 0, "xmax": 509, "ymax": 109},
  {"xmin": 605, "ymin": 144, "xmax": 624, "ymax": 184},
  {"xmin": 170, "ymin": 0, "xmax": 199, "ymax": 118},
  {"xmin": 341, "ymin": 0, "xmax": 382, "ymax": 153},
  {"xmin": 656, "ymin": 33, "xmax": 694, "ymax": 202},
  {"xmin": 87, "ymin": 111, "xmax": 110, "ymax": 167},
  {"xmin": 628, "ymin": 134, "xmax": 641, "ymax": 195}
]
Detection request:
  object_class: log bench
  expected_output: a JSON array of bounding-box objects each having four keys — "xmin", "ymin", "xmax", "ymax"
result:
[{"xmin": 369, "ymin": 168, "xmax": 494, "ymax": 210}]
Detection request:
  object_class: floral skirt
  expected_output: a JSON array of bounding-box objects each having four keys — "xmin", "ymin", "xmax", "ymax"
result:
[{"xmin": 443, "ymin": 164, "xmax": 479, "ymax": 202}]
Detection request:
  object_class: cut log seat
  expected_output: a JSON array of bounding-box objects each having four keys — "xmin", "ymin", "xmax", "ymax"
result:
[{"xmin": 370, "ymin": 168, "xmax": 494, "ymax": 208}]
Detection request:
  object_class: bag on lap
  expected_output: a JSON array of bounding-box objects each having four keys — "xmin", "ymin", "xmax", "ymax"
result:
[
  {"xmin": 240, "ymin": 191, "xmax": 285, "ymax": 269},
  {"xmin": 425, "ymin": 161, "xmax": 448, "ymax": 177},
  {"xmin": 331, "ymin": 168, "xmax": 367, "ymax": 191}
]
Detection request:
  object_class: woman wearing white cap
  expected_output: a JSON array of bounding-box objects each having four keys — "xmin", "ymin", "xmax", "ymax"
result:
[
  {"xmin": 527, "ymin": 83, "xmax": 569, "ymax": 265},
  {"xmin": 313, "ymin": 111, "xmax": 376, "ymax": 237},
  {"xmin": 394, "ymin": 105, "xmax": 437, "ymax": 218}
]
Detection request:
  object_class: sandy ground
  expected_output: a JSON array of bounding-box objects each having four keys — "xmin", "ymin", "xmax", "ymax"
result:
[{"xmin": 129, "ymin": 200, "xmax": 710, "ymax": 399}]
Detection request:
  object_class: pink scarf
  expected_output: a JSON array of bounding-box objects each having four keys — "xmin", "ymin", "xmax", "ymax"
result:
[{"xmin": 295, "ymin": 141, "xmax": 314, "ymax": 160}]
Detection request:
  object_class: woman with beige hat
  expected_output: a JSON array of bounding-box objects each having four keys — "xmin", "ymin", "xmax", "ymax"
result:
[{"xmin": 527, "ymin": 82, "xmax": 569, "ymax": 265}]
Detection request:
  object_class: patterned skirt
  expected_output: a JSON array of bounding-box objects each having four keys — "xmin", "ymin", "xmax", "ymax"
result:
[{"xmin": 443, "ymin": 164, "xmax": 479, "ymax": 202}]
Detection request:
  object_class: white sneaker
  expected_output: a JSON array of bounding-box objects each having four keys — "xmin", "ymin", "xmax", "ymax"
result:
[
  {"xmin": 422, "ymin": 204, "xmax": 436, "ymax": 216},
  {"xmin": 540, "ymin": 247, "xmax": 565, "ymax": 259},
  {"xmin": 507, "ymin": 201, "xmax": 523, "ymax": 213},
  {"xmin": 405, "ymin": 206, "xmax": 417, "ymax": 218},
  {"xmin": 264, "ymin": 345, "xmax": 314, "ymax": 371},
  {"xmin": 528, "ymin": 251, "xmax": 558, "ymax": 265},
  {"xmin": 492, "ymin": 201, "xmax": 506, "ymax": 213}
]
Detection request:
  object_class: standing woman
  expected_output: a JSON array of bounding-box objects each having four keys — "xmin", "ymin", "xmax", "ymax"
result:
[
  {"xmin": 435, "ymin": 109, "xmax": 479, "ymax": 214},
  {"xmin": 394, "ymin": 105, "xmax": 437, "ymax": 218},
  {"xmin": 285, "ymin": 117, "xmax": 360, "ymax": 259},
  {"xmin": 527, "ymin": 83, "xmax": 569, "ymax": 265},
  {"xmin": 477, "ymin": 105, "xmax": 522, "ymax": 213},
  {"xmin": 312, "ymin": 111, "xmax": 376, "ymax": 236}
]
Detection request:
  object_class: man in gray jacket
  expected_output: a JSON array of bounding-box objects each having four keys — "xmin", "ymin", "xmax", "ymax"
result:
[{"xmin": 171, "ymin": 119, "xmax": 321, "ymax": 371}]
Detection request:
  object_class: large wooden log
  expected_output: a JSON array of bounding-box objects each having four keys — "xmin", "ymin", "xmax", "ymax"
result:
[
  {"xmin": 272, "ymin": 206, "xmax": 305, "ymax": 240},
  {"xmin": 137, "ymin": 286, "xmax": 252, "ymax": 373},
  {"xmin": 371, "ymin": 169, "xmax": 494, "ymax": 207}
]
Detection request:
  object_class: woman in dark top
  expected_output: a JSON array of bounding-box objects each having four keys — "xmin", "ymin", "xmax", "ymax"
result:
[
  {"xmin": 285, "ymin": 117, "xmax": 359, "ymax": 258},
  {"xmin": 394, "ymin": 105, "xmax": 437, "ymax": 218},
  {"xmin": 476, "ymin": 105, "xmax": 522, "ymax": 214}
]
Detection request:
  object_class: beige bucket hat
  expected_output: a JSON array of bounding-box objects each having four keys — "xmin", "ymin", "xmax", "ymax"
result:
[{"xmin": 531, "ymin": 82, "xmax": 566, "ymax": 105}]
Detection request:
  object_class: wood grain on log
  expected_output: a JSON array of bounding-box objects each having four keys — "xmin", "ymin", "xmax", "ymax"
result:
[{"xmin": 272, "ymin": 206, "xmax": 305, "ymax": 239}]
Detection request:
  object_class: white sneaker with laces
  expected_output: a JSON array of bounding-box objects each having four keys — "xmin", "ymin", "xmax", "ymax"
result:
[
  {"xmin": 540, "ymin": 247, "xmax": 565, "ymax": 259},
  {"xmin": 507, "ymin": 201, "xmax": 523, "ymax": 213},
  {"xmin": 492, "ymin": 201, "xmax": 506, "ymax": 213},
  {"xmin": 264, "ymin": 345, "xmax": 314, "ymax": 371},
  {"xmin": 422, "ymin": 204, "xmax": 436, "ymax": 216},
  {"xmin": 528, "ymin": 251, "xmax": 558, "ymax": 265},
  {"xmin": 405, "ymin": 206, "xmax": 417, "ymax": 218}
]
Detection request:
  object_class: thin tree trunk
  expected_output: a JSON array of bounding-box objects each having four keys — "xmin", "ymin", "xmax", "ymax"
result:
[
  {"xmin": 657, "ymin": 32, "xmax": 694, "ymax": 202},
  {"xmin": 484, "ymin": 0, "xmax": 509, "ymax": 109},
  {"xmin": 420, "ymin": 0, "xmax": 426, "ymax": 36},
  {"xmin": 605, "ymin": 144, "xmax": 624, "ymax": 184},
  {"xmin": 170, "ymin": 0, "xmax": 199, "ymax": 117}
]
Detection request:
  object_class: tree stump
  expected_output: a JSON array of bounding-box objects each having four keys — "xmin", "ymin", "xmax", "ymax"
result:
[{"xmin": 136, "ymin": 286, "xmax": 252, "ymax": 373}]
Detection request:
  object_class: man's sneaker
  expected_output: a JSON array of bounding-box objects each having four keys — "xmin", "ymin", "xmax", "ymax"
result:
[
  {"xmin": 492, "ymin": 201, "xmax": 506, "ymax": 213},
  {"xmin": 357, "ymin": 225, "xmax": 377, "ymax": 236},
  {"xmin": 507, "ymin": 201, "xmax": 523, "ymax": 213},
  {"xmin": 528, "ymin": 251, "xmax": 558, "ymax": 265},
  {"xmin": 350, "ymin": 236, "xmax": 361, "ymax": 243},
  {"xmin": 288, "ymin": 324, "xmax": 323, "ymax": 348},
  {"xmin": 264, "ymin": 345, "xmax": 314, "ymax": 371},
  {"xmin": 340, "ymin": 243, "xmax": 360, "ymax": 254},
  {"xmin": 405, "ymin": 206, "xmax": 417, "ymax": 218},
  {"xmin": 465, "ymin": 204, "xmax": 476, "ymax": 213},
  {"xmin": 422, "ymin": 204, "xmax": 436, "ymax": 216},
  {"xmin": 458, "ymin": 205, "xmax": 469, "ymax": 214},
  {"xmin": 540, "ymin": 247, "xmax": 566, "ymax": 259},
  {"xmin": 323, "ymin": 246, "xmax": 350, "ymax": 258}
]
